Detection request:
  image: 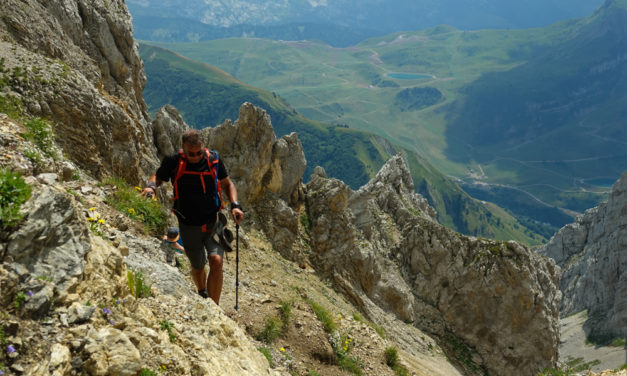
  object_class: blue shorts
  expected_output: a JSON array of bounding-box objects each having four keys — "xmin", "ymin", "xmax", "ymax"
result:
[{"xmin": 179, "ymin": 221, "xmax": 224, "ymax": 270}]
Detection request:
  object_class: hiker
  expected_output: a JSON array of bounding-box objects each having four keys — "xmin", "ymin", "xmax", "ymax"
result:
[
  {"xmin": 143, "ymin": 129, "xmax": 244, "ymax": 304},
  {"xmin": 162, "ymin": 227, "xmax": 185, "ymax": 267}
]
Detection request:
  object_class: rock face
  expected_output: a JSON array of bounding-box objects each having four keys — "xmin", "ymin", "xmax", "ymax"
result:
[
  {"xmin": 305, "ymin": 155, "xmax": 561, "ymax": 376},
  {"xmin": 0, "ymin": 0, "xmax": 156, "ymax": 183},
  {"xmin": 539, "ymin": 171, "xmax": 627, "ymax": 340},
  {"xmin": 152, "ymin": 105, "xmax": 189, "ymax": 160},
  {"xmin": 198, "ymin": 103, "xmax": 307, "ymax": 258}
]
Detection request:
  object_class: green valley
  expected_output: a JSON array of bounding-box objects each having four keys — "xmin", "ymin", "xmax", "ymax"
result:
[
  {"xmin": 140, "ymin": 44, "xmax": 545, "ymax": 245},
  {"xmin": 142, "ymin": 0, "xmax": 627, "ymax": 231}
]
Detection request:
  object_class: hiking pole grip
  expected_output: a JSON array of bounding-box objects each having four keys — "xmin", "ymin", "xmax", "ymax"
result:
[{"xmin": 234, "ymin": 223, "xmax": 240, "ymax": 311}]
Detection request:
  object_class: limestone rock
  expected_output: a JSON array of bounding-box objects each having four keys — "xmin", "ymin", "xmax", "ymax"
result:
[
  {"xmin": 82, "ymin": 327, "xmax": 143, "ymax": 376},
  {"xmin": 6, "ymin": 186, "xmax": 90, "ymax": 292},
  {"xmin": 67, "ymin": 301, "xmax": 97, "ymax": 324},
  {"xmin": 305, "ymin": 155, "xmax": 561, "ymax": 376},
  {"xmin": 0, "ymin": 0, "xmax": 157, "ymax": 183},
  {"xmin": 200, "ymin": 102, "xmax": 306, "ymax": 207},
  {"xmin": 152, "ymin": 105, "xmax": 189, "ymax": 160},
  {"xmin": 539, "ymin": 171, "xmax": 627, "ymax": 339}
]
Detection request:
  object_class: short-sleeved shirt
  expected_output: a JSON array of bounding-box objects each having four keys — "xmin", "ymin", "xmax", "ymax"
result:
[{"xmin": 156, "ymin": 151, "xmax": 228, "ymax": 225}]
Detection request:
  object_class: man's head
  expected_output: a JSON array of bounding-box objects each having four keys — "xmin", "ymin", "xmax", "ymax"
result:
[{"xmin": 181, "ymin": 129, "xmax": 204, "ymax": 163}]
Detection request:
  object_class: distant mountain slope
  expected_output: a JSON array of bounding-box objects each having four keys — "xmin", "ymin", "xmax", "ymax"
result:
[
  {"xmin": 140, "ymin": 44, "xmax": 545, "ymax": 244},
  {"xmin": 128, "ymin": 0, "xmax": 604, "ymax": 39},
  {"xmin": 445, "ymin": 0, "xmax": 627, "ymax": 206}
]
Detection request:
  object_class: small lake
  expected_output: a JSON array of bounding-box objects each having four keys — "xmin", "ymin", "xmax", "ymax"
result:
[{"xmin": 386, "ymin": 72, "xmax": 432, "ymax": 80}]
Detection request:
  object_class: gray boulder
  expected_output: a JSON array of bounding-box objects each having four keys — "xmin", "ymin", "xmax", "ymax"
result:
[{"xmin": 6, "ymin": 186, "xmax": 90, "ymax": 292}]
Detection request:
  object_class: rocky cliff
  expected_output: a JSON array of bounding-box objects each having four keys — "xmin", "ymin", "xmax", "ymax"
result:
[
  {"xmin": 0, "ymin": 0, "xmax": 156, "ymax": 183},
  {"xmin": 303, "ymin": 155, "xmax": 561, "ymax": 376},
  {"xmin": 539, "ymin": 171, "xmax": 627, "ymax": 341}
]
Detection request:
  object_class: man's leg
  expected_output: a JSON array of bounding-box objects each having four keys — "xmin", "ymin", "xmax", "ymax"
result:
[
  {"xmin": 179, "ymin": 224, "xmax": 209, "ymax": 297},
  {"xmin": 207, "ymin": 254, "xmax": 223, "ymax": 305},
  {"xmin": 191, "ymin": 266, "xmax": 207, "ymax": 292}
]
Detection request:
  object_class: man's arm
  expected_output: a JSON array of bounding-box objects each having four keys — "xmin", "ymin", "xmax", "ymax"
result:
[{"xmin": 220, "ymin": 176, "xmax": 244, "ymax": 224}]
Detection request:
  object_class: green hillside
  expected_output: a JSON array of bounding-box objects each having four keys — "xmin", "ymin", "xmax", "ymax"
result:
[
  {"xmin": 141, "ymin": 1, "xmax": 625, "ymax": 229},
  {"xmin": 139, "ymin": 44, "xmax": 545, "ymax": 244}
]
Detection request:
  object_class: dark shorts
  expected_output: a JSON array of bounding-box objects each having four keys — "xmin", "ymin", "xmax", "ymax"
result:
[{"xmin": 179, "ymin": 220, "xmax": 224, "ymax": 270}]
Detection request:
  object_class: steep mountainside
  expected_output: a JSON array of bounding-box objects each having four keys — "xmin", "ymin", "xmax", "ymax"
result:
[
  {"xmin": 539, "ymin": 171, "xmax": 627, "ymax": 343},
  {"xmin": 0, "ymin": 0, "xmax": 157, "ymax": 184},
  {"xmin": 445, "ymin": 0, "xmax": 627, "ymax": 196},
  {"xmin": 139, "ymin": 43, "xmax": 545, "ymax": 245}
]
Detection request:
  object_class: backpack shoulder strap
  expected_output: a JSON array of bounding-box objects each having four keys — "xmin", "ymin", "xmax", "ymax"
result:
[
  {"xmin": 206, "ymin": 149, "xmax": 223, "ymax": 210},
  {"xmin": 172, "ymin": 150, "xmax": 187, "ymax": 201}
]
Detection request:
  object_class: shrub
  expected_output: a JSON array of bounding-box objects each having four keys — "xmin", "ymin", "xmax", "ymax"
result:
[
  {"xmin": 0, "ymin": 169, "xmax": 31, "ymax": 230},
  {"xmin": 159, "ymin": 319, "xmax": 177, "ymax": 343},
  {"xmin": 23, "ymin": 117, "xmax": 57, "ymax": 159},
  {"xmin": 104, "ymin": 177, "xmax": 169, "ymax": 235},
  {"xmin": 0, "ymin": 95, "xmax": 23, "ymax": 119},
  {"xmin": 385, "ymin": 346, "xmax": 409, "ymax": 376}
]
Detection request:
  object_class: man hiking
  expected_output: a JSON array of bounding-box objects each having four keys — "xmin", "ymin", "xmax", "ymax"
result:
[{"xmin": 143, "ymin": 130, "xmax": 244, "ymax": 304}]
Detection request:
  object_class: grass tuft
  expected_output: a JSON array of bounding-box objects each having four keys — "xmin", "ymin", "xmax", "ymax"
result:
[
  {"xmin": 256, "ymin": 316, "xmax": 282, "ymax": 344},
  {"xmin": 127, "ymin": 269, "xmax": 152, "ymax": 298}
]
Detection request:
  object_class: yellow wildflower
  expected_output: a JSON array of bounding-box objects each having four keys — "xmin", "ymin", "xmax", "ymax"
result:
[
  {"xmin": 89, "ymin": 207, "xmax": 95, "ymax": 211},
  {"xmin": 87, "ymin": 217, "xmax": 95, "ymax": 222},
  {"xmin": 134, "ymin": 186, "xmax": 142, "ymax": 191},
  {"xmin": 280, "ymin": 348, "xmax": 285, "ymax": 352},
  {"xmin": 98, "ymin": 219, "xmax": 105, "ymax": 224},
  {"xmin": 127, "ymin": 208, "xmax": 136, "ymax": 215}
]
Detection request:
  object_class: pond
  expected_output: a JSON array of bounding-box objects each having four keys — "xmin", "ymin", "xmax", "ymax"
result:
[{"xmin": 386, "ymin": 72, "xmax": 432, "ymax": 80}]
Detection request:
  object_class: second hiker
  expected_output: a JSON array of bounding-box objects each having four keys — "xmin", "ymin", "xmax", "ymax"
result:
[{"xmin": 143, "ymin": 129, "xmax": 244, "ymax": 304}]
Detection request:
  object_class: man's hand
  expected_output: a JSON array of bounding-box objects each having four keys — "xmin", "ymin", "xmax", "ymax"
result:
[
  {"xmin": 231, "ymin": 208, "xmax": 244, "ymax": 225},
  {"xmin": 141, "ymin": 187, "xmax": 155, "ymax": 198}
]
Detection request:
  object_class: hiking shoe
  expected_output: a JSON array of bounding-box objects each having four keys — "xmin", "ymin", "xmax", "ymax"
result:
[{"xmin": 198, "ymin": 289, "xmax": 209, "ymax": 299}]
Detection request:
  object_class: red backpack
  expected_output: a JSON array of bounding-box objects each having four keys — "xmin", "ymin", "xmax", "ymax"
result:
[{"xmin": 172, "ymin": 149, "xmax": 223, "ymax": 211}]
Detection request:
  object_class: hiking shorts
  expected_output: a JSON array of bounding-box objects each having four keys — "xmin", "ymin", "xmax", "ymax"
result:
[{"xmin": 179, "ymin": 221, "xmax": 224, "ymax": 270}]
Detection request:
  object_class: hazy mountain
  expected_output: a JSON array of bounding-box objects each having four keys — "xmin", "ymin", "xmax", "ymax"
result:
[{"xmin": 128, "ymin": 0, "xmax": 604, "ymax": 46}]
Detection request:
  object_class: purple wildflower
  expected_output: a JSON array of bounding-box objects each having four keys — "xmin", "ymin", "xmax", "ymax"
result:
[
  {"xmin": 116, "ymin": 299, "xmax": 120, "ymax": 305},
  {"xmin": 0, "ymin": 369, "xmax": 4, "ymax": 375},
  {"xmin": 109, "ymin": 320, "xmax": 115, "ymax": 325},
  {"xmin": 7, "ymin": 345, "xmax": 16, "ymax": 353},
  {"xmin": 27, "ymin": 290, "xmax": 33, "ymax": 297},
  {"xmin": 103, "ymin": 308, "xmax": 111, "ymax": 315}
]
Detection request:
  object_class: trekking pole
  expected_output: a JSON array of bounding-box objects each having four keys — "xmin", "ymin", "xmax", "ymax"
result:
[{"xmin": 234, "ymin": 223, "xmax": 240, "ymax": 311}]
